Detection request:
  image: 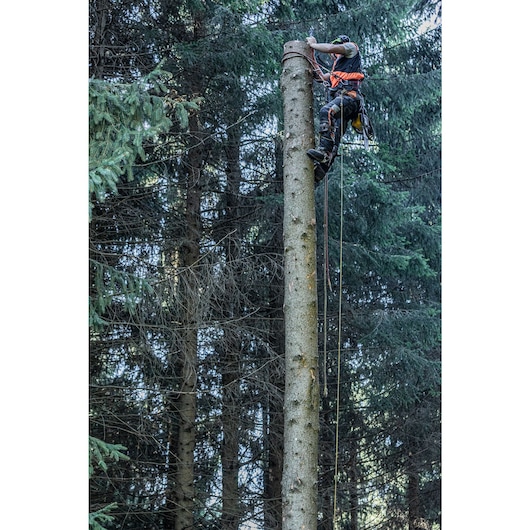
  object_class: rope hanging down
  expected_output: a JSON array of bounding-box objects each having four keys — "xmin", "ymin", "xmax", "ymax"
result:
[
  {"xmin": 319, "ymin": 94, "xmax": 347, "ymax": 530},
  {"xmin": 332, "ymin": 96, "xmax": 346, "ymax": 530}
]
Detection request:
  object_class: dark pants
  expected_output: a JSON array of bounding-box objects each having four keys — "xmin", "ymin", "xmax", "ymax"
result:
[{"xmin": 318, "ymin": 93, "xmax": 360, "ymax": 158}]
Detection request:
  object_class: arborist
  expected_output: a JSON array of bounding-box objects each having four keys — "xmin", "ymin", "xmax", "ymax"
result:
[{"xmin": 306, "ymin": 35, "xmax": 366, "ymax": 179}]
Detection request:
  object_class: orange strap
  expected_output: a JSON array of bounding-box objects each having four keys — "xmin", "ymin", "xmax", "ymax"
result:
[{"xmin": 330, "ymin": 71, "xmax": 364, "ymax": 88}]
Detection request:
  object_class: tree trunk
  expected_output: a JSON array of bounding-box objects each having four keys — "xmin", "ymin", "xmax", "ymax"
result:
[
  {"xmin": 348, "ymin": 445, "xmax": 359, "ymax": 530},
  {"xmin": 173, "ymin": 110, "xmax": 203, "ymax": 530},
  {"xmin": 220, "ymin": 125, "xmax": 242, "ymax": 530},
  {"xmin": 264, "ymin": 135, "xmax": 285, "ymax": 530},
  {"xmin": 407, "ymin": 469, "xmax": 422, "ymax": 530},
  {"xmin": 264, "ymin": 391, "xmax": 284, "ymax": 530},
  {"xmin": 318, "ymin": 395, "xmax": 335, "ymax": 530},
  {"xmin": 264, "ymin": 322, "xmax": 285, "ymax": 530},
  {"xmin": 281, "ymin": 40, "xmax": 319, "ymax": 530},
  {"xmin": 221, "ymin": 337, "xmax": 240, "ymax": 530}
]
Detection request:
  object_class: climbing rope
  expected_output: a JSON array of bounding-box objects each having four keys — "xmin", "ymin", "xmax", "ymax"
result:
[
  {"xmin": 309, "ymin": 48, "xmax": 331, "ymax": 84},
  {"xmin": 322, "ymin": 171, "xmax": 331, "ymax": 398},
  {"xmin": 331, "ymin": 94, "xmax": 345, "ymax": 530}
]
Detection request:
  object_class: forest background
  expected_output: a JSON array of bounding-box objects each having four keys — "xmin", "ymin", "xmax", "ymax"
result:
[{"xmin": 2, "ymin": 1, "xmax": 529, "ymax": 529}]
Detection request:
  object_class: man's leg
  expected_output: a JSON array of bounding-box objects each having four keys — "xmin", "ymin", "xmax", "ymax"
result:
[
  {"xmin": 308, "ymin": 96, "xmax": 358, "ymax": 178},
  {"xmin": 307, "ymin": 97, "xmax": 341, "ymax": 164},
  {"xmin": 331, "ymin": 97, "xmax": 359, "ymax": 153}
]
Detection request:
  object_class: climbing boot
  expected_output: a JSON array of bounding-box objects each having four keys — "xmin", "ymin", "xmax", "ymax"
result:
[
  {"xmin": 307, "ymin": 148, "xmax": 331, "ymax": 165},
  {"xmin": 313, "ymin": 161, "xmax": 328, "ymax": 183},
  {"xmin": 307, "ymin": 133, "xmax": 334, "ymax": 163}
]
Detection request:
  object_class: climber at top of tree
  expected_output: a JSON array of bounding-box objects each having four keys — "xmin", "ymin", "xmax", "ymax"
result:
[{"xmin": 305, "ymin": 35, "xmax": 365, "ymax": 180}]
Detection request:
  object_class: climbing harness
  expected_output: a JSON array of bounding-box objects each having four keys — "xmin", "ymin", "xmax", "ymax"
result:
[{"xmin": 354, "ymin": 93, "xmax": 375, "ymax": 149}]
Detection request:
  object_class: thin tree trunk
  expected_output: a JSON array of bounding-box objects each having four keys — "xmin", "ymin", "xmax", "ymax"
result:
[
  {"xmin": 264, "ymin": 285, "xmax": 285, "ymax": 530},
  {"xmin": 264, "ymin": 136, "xmax": 285, "ymax": 530},
  {"xmin": 319, "ymin": 395, "xmax": 335, "ymax": 530},
  {"xmin": 348, "ymin": 445, "xmax": 359, "ymax": 530},
  {"xmin": 264, "ymin": 392, "xmax": 284, "ymax": 530},
  {"xmin": 220, "ymin": 125, "xmax": 242, "ymax": 530},
  {"xmin": 281, "ymin": 40, "xmax": 319, "ymax": 530},
  {"xmin": 221, "ymin": 337, "xmax": 240, "ymax": 530},
  {"xmin": 407, "ymin": 469, "xmax": 422, "ymax": 530},
  {"xmin": 263, "ymin": 319, "xmax": 285, "ymax": 530},
  {"xmin": 173, "ymin": 110, "xmax": 203, "ymax": 530}
]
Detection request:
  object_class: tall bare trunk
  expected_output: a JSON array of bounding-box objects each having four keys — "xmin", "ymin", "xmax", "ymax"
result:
[
  {"xmin": 407, "ymin": 469, "xmax": 422, "ymax": 530},
  {"xmin": 264, "ymin": 330, "xmax": 284, "ymax": 530},
  {"xmin": 220, "ymin": 335, "xmax": 240, "ymax": 530},
  {"xmin": 220, "ymin": 126, "xmax": 242, "ymax": 530},
  {"xmin": 173, "ymin": 111, "xmax": 203, "ymax": 530},
  {"xmin": 263, "ymin": 136, "xmax": 285, "ymax": 530},
  {"xmin": 319, "ymin": 395, "xmax": 335, "ymax": 530},
  {"xmin": 264, "ymin": 390, "xmax": 284, "ymax": 530},
  {"xmin": 348, "ymin": 444, "xmax": 359, "ymax": 530},
  {"xmin": 280, "ymin": 40, "xmax": 319, "ymax": 530}
]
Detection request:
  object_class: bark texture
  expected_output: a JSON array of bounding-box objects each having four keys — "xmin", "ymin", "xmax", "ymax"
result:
[
  {"xmin": 174, "ymin": 111, "xmax": 203, "ymax": 530},
  {"xmin": 280, "ymin": 40, "xmax": 319, "ymax": 530},
  {"xmin": 220, "ymin": 123, "xmax": 242, "ymax": 530}
]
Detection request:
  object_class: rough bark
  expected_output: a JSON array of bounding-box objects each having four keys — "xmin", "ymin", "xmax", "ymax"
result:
[
  {"xmin": 348, "ymin": 444, "xmax": 359, "ymax": 530},
  {"xmin": 264, "ymin": 136, "xmax": 285, "ymax": 530},
  {"xmin": 407, "ymin": 470, "xmax": 422, "ymax": 530},
  {"xmin": 319, "ymin": 396, "xmax": 335, "ymax": 530},
  {"xmin": 264, "ymin": 323, "xmax": 285, "ymax": 530},
  {"xmin": 220, "ymin": 337, "xmax": 240, "ymax": 530},
  {"xmin": 220, "ymin": 125, "xmax": 242, "ymax": 530},
  {"xmin": 264, "ymin": 393, "xmax": 284, "ymax": 530},
  {"xmin": 280, "ymin": 40, "xmax": 319, "ymax": 530},
  {"xmin": 173, "ymin": 110, "xmax": 203, "ymax": 530}
]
